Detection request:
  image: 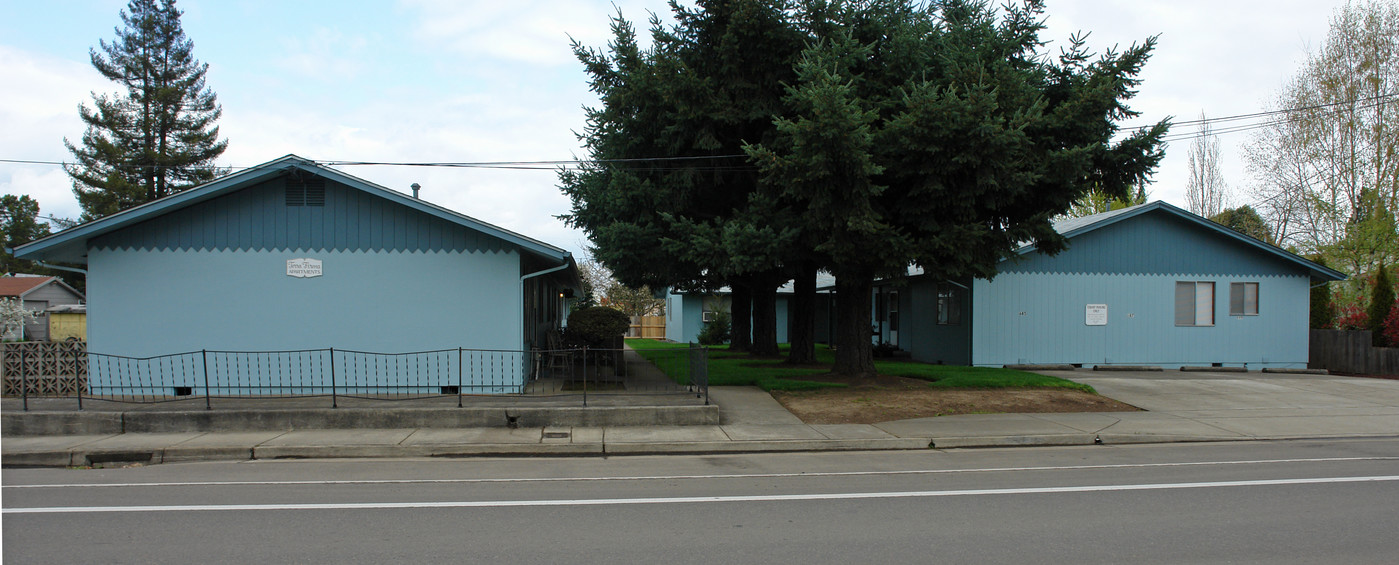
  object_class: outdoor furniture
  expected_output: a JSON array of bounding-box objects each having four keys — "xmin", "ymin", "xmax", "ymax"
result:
[{"xmin": 543, "ymin": 330, "xmax": 576, "ymax": 378}]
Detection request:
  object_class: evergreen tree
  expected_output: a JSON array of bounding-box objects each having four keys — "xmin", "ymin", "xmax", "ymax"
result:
[
  {"xmin": 1211, "ymin": 206, "xmax": 1275, "ymax": 244},
  {"xmin": 64, "ymin": 0, "xmax": 227, "ymax": 221},
  {"xmin": 1370, "ymin": 264, "xmax": 1396, "ymax": 346},
  {"xmin": 1310, "ymin": 256, "xmax": 1336, "ymax": 329},
  {"xmin": 747, "ymin": 0, "xmax": 1167, "ymax": 376},
  {"xmin": 560, "ymin": 0, "xmax": 807, "ymax": 356},
  {"xmin": 1, "ymin": 195, "xmax": 51, "ymax": 275}
]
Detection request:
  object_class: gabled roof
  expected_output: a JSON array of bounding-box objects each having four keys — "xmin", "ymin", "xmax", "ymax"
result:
[
  {"xmin": 0, "ymin": 276, "xmax": 84, "ymax": 300},
  {"xmin": 1017, "ymin": 201, "xmax": 1346, "ymax": 282},
  {"xmin": 13, "ymin": 155, "xmax": 573, "ymax": 266}
]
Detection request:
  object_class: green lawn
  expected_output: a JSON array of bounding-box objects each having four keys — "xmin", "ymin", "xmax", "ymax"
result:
[{"xmin": 626, "ymin": 339, "xmax": 1095, "ymax": 393}]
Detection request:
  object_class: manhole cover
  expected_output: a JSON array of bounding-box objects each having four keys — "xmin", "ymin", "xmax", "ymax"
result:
[{"xmin": 543, "ymin": 432, "xmax": 571, "ymax": 439}]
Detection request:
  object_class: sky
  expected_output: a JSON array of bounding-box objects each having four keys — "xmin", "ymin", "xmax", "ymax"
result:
[{"xmin": 0, "ymin": 0, "xmax": 1345, "ymax": 260}]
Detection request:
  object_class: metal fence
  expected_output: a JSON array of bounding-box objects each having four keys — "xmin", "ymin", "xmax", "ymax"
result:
[{"xmin": 3, "ymin": 344, "xmax": 708, "ymax": 409}]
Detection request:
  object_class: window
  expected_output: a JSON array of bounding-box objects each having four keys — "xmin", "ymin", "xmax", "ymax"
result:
[
  {"xmin": 702, "ymin": 311, "xmax": 716, "ymax": 323},
  {"xmin": 888, "ymin": 291, "xmax": 899, "ymax": 331},
  {"xmin": 1175, "ymin": 281, "xmax": 1215, "ymax": 326},
  {"xmin": 1230, "ymin": 282, "xmax": 1259, "ymax": 316},
  {"xmin": 936, "ymin": 284, "xmax": 961, "ymax": 325}
]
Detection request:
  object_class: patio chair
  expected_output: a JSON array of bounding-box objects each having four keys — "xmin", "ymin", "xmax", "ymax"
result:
[{"xmin": 543, "ymin": 329, "xmax": 576, "ymax": 378}]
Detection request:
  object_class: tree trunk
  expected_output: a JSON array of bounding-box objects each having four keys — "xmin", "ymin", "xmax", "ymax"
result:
[
  {"xmin": 832, "ymin": 276, "xmax": 876, "ymax": 378},
  {"xmin": 786, "ymin": 262, "xmax": 818, "ymax": 365},
  {"xmin": 730, "ymin": 279, "xmax": 753, "ymax": 352},
  {"xmin": 751, "ymin": 271, "xmax": 781, "ymax": 357}
]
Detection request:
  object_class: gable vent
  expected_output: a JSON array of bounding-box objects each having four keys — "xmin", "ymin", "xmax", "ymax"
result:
[{"xmin": 286, "ymin": 178, "xmax": 326, "ymax": 207}]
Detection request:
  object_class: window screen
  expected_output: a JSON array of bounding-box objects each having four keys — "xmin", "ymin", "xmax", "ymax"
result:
[
  {"xmin": 1230, "ymin": 282, "xmax": 1259, "ymax": 316},
  {"xmin": 1175, "ymin": 281, "xmax": 1215, "ymax": 326}
]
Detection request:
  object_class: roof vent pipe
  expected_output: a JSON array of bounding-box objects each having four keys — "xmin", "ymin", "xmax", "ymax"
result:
[{"xmin": 411, "ymin": 183, "xmax": 421, "ymax": 199}]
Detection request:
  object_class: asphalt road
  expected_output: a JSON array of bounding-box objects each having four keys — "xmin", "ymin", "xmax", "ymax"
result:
[{"xmin": 5, "ymin": 438, "xmax": 1399, "ymax": 564}]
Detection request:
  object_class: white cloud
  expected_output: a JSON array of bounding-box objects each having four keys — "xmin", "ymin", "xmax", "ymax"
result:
[
  {"xmin": 0, "ymin": 45, "xmax": 107, "ymax": 221},
  {"xmin": 401, "ymin": 0, "xmax": 674, "ymax": 66},
  {"xmin": 1041, "ymin": 1, "xmax": 1339, "ymax": 209},
  {"xmin": 275, "ymin": 27, "xmax": 370, "ymax": 79}
]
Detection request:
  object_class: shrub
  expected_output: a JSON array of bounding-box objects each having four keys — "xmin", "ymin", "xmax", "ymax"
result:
[
  {"xmin": 1384, "ymin": 302, "xmax": 1399, "ymax": 348},
  {"xmin": 1334, "ymin": 300, "xmax": 1369, "ymax": 331},
  {"xmin": 1369, "ymin": 265, "xmax": 1396, "ymax": 346},
  {"xmin": 565, "ymin": 306, "xmax": 631, "ymax": 347},
  {"xmin": 1310, "ymin": 257, "xmax": 1335, "ymax": 329},
  {"xmin": 698, "ymin": 311, "xmax": 731, "ymax": 345}
]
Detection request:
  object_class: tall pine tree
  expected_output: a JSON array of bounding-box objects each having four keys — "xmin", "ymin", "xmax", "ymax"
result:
[{"xmin": 64, "ymin": 0, "xmax": 227, "ymax": 220}]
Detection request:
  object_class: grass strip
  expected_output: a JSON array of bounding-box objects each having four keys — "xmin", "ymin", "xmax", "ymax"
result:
[{"xmin": 626, "ymin": 339, "xmax": 1095, "ymax": 394}]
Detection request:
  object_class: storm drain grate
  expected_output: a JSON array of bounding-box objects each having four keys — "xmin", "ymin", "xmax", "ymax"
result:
[{"xmin": 543, "ymin": 432, "xmax": 571, "ymax": 439}]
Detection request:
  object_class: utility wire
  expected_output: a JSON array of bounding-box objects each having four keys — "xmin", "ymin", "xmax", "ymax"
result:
[{"xmin": 3, "ymin": 93, "xmax": 1393, "ymax": 170}]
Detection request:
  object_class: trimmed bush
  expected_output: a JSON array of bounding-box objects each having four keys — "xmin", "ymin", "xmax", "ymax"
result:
[
  {"xmin": 698, "ymin": 311, "xmax": 731, "ymax": 345},
  {"xmin": 565, "ymin": 306, "xmax": 631, "ymax": 347}
]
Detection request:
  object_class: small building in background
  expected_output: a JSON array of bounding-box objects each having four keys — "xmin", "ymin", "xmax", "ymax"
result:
[
  {"xmin": 0, "ymin": 276, "xmax": 85, "ymax": 341},
  {"xmin": 46, "ymin": 303, "xmax": 87, "ymax": 342}
]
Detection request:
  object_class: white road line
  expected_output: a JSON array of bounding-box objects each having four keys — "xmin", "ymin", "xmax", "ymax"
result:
[
  {"xmin": 5, "ymin": 456, "xmax": 1398, "ymax": 490},
  {"xmin": 7, "ymin": 475, "xmax": 1399, "ymax": 514}
]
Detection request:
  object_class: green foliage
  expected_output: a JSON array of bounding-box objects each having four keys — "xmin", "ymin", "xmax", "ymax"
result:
[
  {"xmin": 564, "ymin": 306, "xmax": 632, "ymax": 346},
  {"xmin": 1245, "ymin": 0, "xmax": 1398, "ymax": 271},
  {"xmin": 1310, "ymin": 256, "xmax": 1337, "ymax": 329},
  {"xmin": 1, "ymin": 195, "xmax": 50, "ymax": 274},
  {"xmin": 745, "ymin": 0, "xmax": 1167, "ymax": 373},
  {"xmin": 1211, "ymin": 206, "xmax": 1275, "ymax": 244},
  {"xmin": 628, "ymin": 339, "xmax": 1096, "ymax": 393},
  {"xmin": 1066, "ymin": 182, "xmax": 1149, "ymax": 218},
  {"xmin": 697, "ymin": 311, "xmax": 732, "ymax": 346},
  {"xmin": 566, "ymin": 1, "xmax": 1166, "ymax": 376},
  {"xmin": 1370, "ymin": 265, "xmax": 1397, "ymax": 346},
  {"xmin": 65, "ymin": 0, "xmax": 227, "ymax": 221}
]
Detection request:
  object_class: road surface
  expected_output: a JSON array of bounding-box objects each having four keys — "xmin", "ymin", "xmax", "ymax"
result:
[{"xmin": 5, "ymin": 438, "xmax": 1399, "ymax": 563}]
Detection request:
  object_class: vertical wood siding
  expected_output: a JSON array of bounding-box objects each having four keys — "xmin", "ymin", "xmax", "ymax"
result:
[{"xmin": 92, "ymin": 176, "xmax": 508, "ymax": 254}]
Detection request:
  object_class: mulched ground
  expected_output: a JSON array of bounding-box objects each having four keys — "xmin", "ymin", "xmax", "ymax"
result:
[{"xmin": 769, "ymin": 374, "xmax": 1141, "ymax": 425}]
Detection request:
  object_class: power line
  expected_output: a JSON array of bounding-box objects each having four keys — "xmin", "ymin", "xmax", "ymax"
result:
[{"xmin": 3, "ymin": 93, "xmax": 1393, "ymax": 170}]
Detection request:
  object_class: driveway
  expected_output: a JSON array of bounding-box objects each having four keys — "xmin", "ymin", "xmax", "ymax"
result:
[{"xmin": 1044, "ymin": 370, "xmax": 1399, "ymax": 439}]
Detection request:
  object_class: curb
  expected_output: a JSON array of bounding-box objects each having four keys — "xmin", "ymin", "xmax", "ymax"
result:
[{"xmin": 1262, "ymin": 368, "xmax": 1330, "ymax": 375}]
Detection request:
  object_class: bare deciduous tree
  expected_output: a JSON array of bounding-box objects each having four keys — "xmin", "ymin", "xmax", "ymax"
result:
[
  {"xmin": 1246, "ymin": 0, "xmax": 1399, "ymax": 277},
  {"xmin": 1186, "ymin": 112, "xmax": 1228, "ymax": 218}
]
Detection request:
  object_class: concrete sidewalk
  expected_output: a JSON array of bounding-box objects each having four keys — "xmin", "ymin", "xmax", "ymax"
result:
[{"xmin": 6, "ymin": 371, "xmax": 1399, "ymax": 467}]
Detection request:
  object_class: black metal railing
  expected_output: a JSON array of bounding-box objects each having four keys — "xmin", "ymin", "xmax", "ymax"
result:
[{"xmin": 3, "ymin": 344, "xmax": 708, "ymax": 409}]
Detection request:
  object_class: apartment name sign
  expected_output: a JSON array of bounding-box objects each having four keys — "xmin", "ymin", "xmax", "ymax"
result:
[{"xmin": 286, "ymin": 258, "xmax": 323, "ymax": 278}]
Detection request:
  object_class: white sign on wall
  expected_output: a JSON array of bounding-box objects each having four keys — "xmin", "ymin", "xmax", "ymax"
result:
[
  {"xmin": 1085, "ymin": 304, "xmax": 1108, "ymax": 326},
  {"xmin": 286, "ymin": 258, "xmax": 323, "ymax": 278}
]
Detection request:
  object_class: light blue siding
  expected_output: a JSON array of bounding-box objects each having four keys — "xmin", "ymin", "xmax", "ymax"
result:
[
  {"xmin": 665, "ymin": 291, "xmax": 693, "ymax": 343},
  {"xmin": 970, "ymin": 273, "xmax": 1310, "ymax": 368},
  {"xmin": 665, "ymin": 290, "xmax": 790, "ymax": 344},
  {"xmin": 1006, "ymin": 211, "xmax": 1300, "ymax": 277},
  {"xmin": 91, "ymin": 177, "xmax": 508, "ymax": 254},
  {"xmin": 86, "ymin": 248, "xmax": 526, "ymax": 391}
]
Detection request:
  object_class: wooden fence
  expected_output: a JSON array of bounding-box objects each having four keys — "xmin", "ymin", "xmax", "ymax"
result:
[
  {"xmin": 627, "ymin": 316, "xmax": 666, "ymax": 339},
  {"xmin": 1, "ymin": 341, "xmax": 88, "ymax": 396},
  {"xmin": 1310, "ymin": 330, "xmax": 1399, "ymax": 376}
]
